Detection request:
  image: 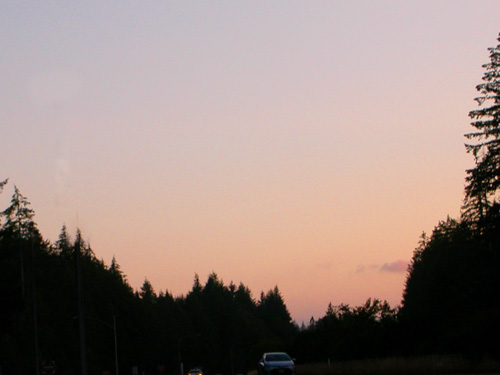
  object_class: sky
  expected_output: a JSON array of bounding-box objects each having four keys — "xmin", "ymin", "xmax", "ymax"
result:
[{"xmin": 1, "ymin": 1, "xmax": 500, "ymax": 324}]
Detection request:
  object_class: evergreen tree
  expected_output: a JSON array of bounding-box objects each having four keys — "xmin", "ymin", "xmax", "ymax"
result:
[
  {"xmin": 0, "ymin": 186, "xmax": 42, "ymax": 301},
  {"xmin": 139, "ymin": 278, "xmax": 157, "ymax": 303},
  {"xmin": 54, "ymin": 224, "xmax": 72, "ymax": 256},
  {"xmin": 257, "ymin": 286, "xmax": 297, "ymax": 351},
  {"xmin": 258, "ymin": 286, "xmax": 293, "ymax": 327},
  {"xmin": 400, "ymin": 215, "xmax": 500, "ymax": 357},
  {"xmin": 464, "ymin": 33, "xmax": 500, "ymax": 223},
  {"xmin": 0, "ymin": 185, "xmax": 51, "ymax": 373},
  {"xmin": 1, "ymin": 185, "xmax": 39, "ymax": 239}
]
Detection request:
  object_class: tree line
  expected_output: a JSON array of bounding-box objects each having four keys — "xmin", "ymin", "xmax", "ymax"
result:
[
  {"xmin": 0, "ymin": 186, "xmax": 297, "ymax": 374},
  {"xmin": 0, "ymin": 189, "xmax": 400, "ymax": 375},
  {"xmin": 2, "ymin": 31, "xmax": 500, "ymax": 375}
]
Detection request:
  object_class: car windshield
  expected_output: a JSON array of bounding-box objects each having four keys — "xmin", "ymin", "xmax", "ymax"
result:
[{"xmin": 266, "ymin": 354, "xmax": 291, "ymax": 362}]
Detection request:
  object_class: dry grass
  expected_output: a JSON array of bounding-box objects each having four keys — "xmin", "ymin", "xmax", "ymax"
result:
[{"xmin": 291, "ymin": 356, "xmax": 500, "ymax": 375}]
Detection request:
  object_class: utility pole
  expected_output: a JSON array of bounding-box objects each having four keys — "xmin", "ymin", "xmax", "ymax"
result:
[
  {"xmin": 75, "ymin": 234, "xmax": 87, "ymax": 375},
  {"xmin": 31, "ymin": 234, "xmax": 40, "ymax": 375},
  {"xmin": 114, "ymin": 315, "xmax": 119, "ymax": 375}
]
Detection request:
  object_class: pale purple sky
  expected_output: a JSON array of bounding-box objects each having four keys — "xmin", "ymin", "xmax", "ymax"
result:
[{"xmin": 2, "ymin": 1, "xmax": 500, "ymax": 323}]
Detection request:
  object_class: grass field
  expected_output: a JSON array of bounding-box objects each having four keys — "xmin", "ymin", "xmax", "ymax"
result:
[{"xmin": 269, "ymin": 355, "xmax": 500, "ymax": 375}]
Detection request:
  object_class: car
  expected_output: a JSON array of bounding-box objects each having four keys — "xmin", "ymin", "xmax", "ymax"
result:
[
  {"xmin": 258, "ymin": 352, "xmax": 295, "ymax": 375},
  {"xmin": 187, "ymin": 369, "xmax": 203, "ymax": 375}
]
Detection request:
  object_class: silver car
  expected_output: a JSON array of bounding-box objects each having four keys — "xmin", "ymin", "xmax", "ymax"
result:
[{"xmin": 258, "ymin": 352, "xmax": 295, "ymax": 375}]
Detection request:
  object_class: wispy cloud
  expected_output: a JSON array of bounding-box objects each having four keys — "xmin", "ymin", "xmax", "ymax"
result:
[
  {"xmin": 380, "ymin": 260, "xmax": 409, "ymax": 273},
  {"xmin": 355, "ymin": 260, "xmax": 408, "ymax": 274}
]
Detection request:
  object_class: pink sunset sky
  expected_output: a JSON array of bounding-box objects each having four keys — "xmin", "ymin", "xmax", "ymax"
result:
[{"xmin": 2, "ymin": 1, "xmax": 500, "ymax": 323}]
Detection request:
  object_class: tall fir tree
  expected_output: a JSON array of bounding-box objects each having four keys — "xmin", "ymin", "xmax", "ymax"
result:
[
  {"xmin": 54, "ymin": 224, "xmax": 72, "ymax": 255},
  {"xmin": 464, "ymin": 33, "xmax": 500, "ymax": 223},
  {"xmin": 1, "ymin": 185, "xmax": 38, "ymax": 239}
]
